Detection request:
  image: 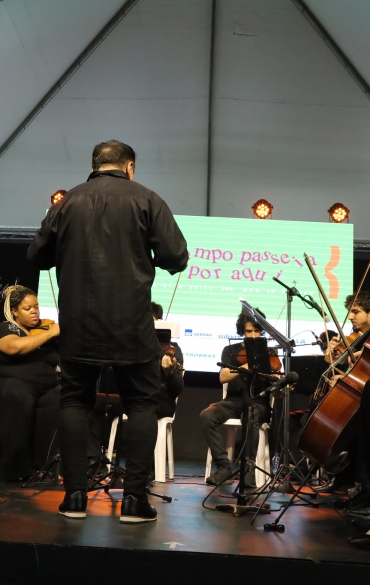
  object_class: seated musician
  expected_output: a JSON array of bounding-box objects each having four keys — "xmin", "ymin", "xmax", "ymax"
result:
[
  {"xmin": 317, "ymin": 292, "xmax": 370, "ymax": 536},
  {"xmin": 0, "ymin": 285, "xmax": 60, "ymax": 481},
  {"xmin": 323, "ymin": 291, "xmax": 370, "ymax": 547},
  {"xmin": 200, "ymin": 310, "xmax": 272, "ymax": 487},
  {"xmin": 155, "ymin": 329, "xmax": 184, "ymax": 418},
  {"xmin": 324, "ymin": 292, "xmax": 370, "ymax": 363},
  {"xmin": 151, "ymin": 301, "xmax": 184, "ymax": 366},
  {"xmin": 318, "ymin": 330, "xmax": 337, "ymax": 353}
]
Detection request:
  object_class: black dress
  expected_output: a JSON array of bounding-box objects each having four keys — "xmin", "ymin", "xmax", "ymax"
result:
[{"xmin": 0, "ymin": 322, "xmax": 60, "ymax": 481}]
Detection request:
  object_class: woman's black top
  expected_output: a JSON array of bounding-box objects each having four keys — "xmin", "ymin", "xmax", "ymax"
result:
[{"xmin": 0, "ymin": 322, "xmax": 59, "ymax": 390}]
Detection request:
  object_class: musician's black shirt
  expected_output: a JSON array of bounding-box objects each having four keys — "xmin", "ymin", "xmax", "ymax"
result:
[{"xmin": 221, "ymin": 342, "xmax": 269, "ymax": 402}]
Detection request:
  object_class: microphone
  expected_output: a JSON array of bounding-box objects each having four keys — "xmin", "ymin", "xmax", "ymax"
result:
[
  {"xmin": 310, "ymin": 331, "xmax": 323, "ymax": 346},
  {"xmin": 216, "ymin": 362, "xmax": 278, "ymax": 382},
  {"xmin": 216, "ymin": 361, "xmax": 253, "ymax": 378},
  {"xmin": 307, "ymin": 296, "xmax": 330, "ymax": 323},
  {"xmin": 258, "ymin": 371, "xmax": 299, "ymax": 398}
]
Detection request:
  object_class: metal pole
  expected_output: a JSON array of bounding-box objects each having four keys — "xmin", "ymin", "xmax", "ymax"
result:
[
  {"xmin": 292, "ymin": 0, "xmax": 370, "ymax": 99},
  {"xmin": 0, "ymin": 0, "xmax": 140, "ymax": 158},
  {"xmin": 206, "ymin": 0, "xmax": 217, "ymax": 217}
]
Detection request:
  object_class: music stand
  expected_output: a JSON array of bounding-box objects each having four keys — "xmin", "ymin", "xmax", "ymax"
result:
[
  {"xmin": 240, "ymin": 294, "xmax": 321, "ymax": 531},
  {"xmin": 241, "ymin": 298, "xmax": 297, "ymax": 491},
  {"xmin": 240, "ymin": 299, "xmax": 301, "ymax": 489},
  {"xmin": 214, "ymin": 305, "xmax": 291, "ymax": 516},
  {"xmin": 237, "ymin": 337, "xmax": 272, "ymax": 501},
  {"xmin": 239, "ymin": 299, "xmax": 293, "ymax": 353}
]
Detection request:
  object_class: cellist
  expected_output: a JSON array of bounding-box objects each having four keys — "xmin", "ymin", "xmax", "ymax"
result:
[
  {"xmin": 320, "ymin": 291, "xmax": 370, "ymax": 545},
  {"xmin": 302, "ymin": 255, "xmax": 370, "ymax": 547},
  {"xmin": 333, "ymin": 292, "xmax": 370, "ymax": 547}
]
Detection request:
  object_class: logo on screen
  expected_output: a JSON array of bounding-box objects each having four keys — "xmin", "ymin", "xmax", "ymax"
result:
[
  {"xmin": 185, "ymin": 353, "xmax": 216, "ymax": 359},
  {"xmin": 185, "ymin": 329, "xmax": 193, "ymax": 336}
]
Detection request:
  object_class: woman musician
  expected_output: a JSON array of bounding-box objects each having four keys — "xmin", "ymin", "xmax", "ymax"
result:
[{"xmin": 0, "ymin": 285, "xmax": 60, "ymax": 481}]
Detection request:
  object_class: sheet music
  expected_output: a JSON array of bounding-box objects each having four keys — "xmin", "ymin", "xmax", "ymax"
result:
[{"xmin": 239, "ymin": 298, "xmax": 293, "ymax": 352}]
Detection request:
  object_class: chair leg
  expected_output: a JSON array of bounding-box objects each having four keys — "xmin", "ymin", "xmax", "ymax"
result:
[
  {"xmin": 225, "ymin": 427, "xmax": 237, "ymax": 465},
  {"xmin": 255, "ymin": 425, "xmax": 270, "ymax": 487},
  {"xmin": 167, "ymin": 425, "xmax": 174, "ymax": 480},
  {"xmin": 106, "ymin": 417, "xmax": 119, "ymax": 472},
  {"xmin": 205, "ymin": 448, "xmax": 213, "ymax": 481},
  {"xmin": 154, "ymin": 420, "xmax": 167, "ymax": 483}
]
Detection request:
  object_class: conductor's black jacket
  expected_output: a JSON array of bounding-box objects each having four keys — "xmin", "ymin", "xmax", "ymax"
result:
[{"xmin": 28, "ymin": 170, "xmax": 188, "ymax": 365}]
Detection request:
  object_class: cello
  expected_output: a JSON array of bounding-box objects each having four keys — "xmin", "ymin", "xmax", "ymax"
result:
[
  {"xmin": 298, "ymin": 338, "xmax": 370, "ymax": 474},
  {"xmin": 297, "ymin": 255, "xmax": 370, "ymax": 474}
]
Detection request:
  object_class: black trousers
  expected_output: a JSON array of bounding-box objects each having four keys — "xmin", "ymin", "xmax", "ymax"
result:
[
  {"xmin": 58, "ymin": 357, "xmax": 160, "ymax": 498},
  {"xmin": 200, "ymin": 397, "xmax": 271, "ymax": 470},
  {"xmin": 359, "ymin": 379, "xmax": 370, "ymax": 488},
  {"xmin": 0, "ymin": 378, "xmax": 60, "ymax": 481}
]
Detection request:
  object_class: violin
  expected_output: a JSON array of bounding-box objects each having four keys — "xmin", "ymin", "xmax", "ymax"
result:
[
  {"xmin": 29, "ymin": 319, "xmax": 55, "ymax": 335},
  {"xmin": 311, "ymin": 328, "xmax": 370, "ymax": 408},
  {"xmin": 235, "ymin": 347, "xmax": 282, "ymax": 373},
  {"xmin": 329, "ymin": 331, "xmax": 362, "ymax": 357}
]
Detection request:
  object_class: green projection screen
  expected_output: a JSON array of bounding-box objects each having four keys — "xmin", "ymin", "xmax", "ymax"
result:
[{"xmin": 38, "ymin": 216, "xmax": 353, "ymax": 372}]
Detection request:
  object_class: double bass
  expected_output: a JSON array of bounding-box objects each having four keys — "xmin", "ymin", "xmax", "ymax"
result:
[{"xmin": 297, "ymin": 255, "xmax": 370, "ymax": 474}]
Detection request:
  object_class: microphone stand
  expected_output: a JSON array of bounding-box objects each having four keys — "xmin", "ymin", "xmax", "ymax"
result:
[
  {"xmin": 258, "ymin": 279, "xmax": 320, "ymax": 531},
  {"xmin": 273, "ymin": 278, "xmax": 296, "ymax": 494},
  {"xmin": 213, "ymin": 364, "xmax": 272, "ymax": 517}
]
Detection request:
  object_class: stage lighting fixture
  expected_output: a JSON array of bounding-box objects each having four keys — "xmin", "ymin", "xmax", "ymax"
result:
[
  {"xmin": 51, "ymin": 190, "xmax": 66, "ymax": 205},
  {"xmin": 328, "ymin": 203, "xmax": 349, "ymax": 223},
  {"xmin": 252, "ymin": 199, "xmax": 273, "ymax": 219}
]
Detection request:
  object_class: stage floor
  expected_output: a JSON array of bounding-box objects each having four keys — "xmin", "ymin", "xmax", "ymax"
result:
[{"xmin": 0, "ymin": 461, "xmax": 369, "ymax": 584}]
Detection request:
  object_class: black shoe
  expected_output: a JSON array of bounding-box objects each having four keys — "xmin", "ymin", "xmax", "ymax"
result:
[
  {"xmin": 244, "ymin": 468, "xmax": 257, "ymax": 489},
  {"xmin": 59, "ymin": 490, "xmax": 87, "ymax": 519},
  {"xmin": 351, "ymin": 517, "xmax": 370, "ymax": 531},
  {"xmin": 314, "ymin": 476, "xmax": 339, "ymax": 493},
  {"xmin": 120, "ymin": 494, "xmax": 157, "ymax": 523},
  {"xmin": 206, "ymin": 467, "xmax": 234, "ymax": 486},
  {"xmin": 348, "ymin": 533, "xmax": 370, "ymax": 548},
  {"xmin": 342, "ymin": 490, "xmax": 370, "ymax": 510}
]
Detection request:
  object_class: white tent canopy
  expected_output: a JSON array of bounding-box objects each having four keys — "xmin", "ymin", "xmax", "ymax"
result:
[{"xmin": 1, "ymin": 0, "xmax": 370, "ymax": 238}]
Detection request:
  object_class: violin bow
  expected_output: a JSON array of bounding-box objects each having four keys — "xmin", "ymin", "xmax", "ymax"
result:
[
  {"xmin": 317, "ymin": 291, "xmax": 339, "ymax": 374},
  {"xmin": 165, "ymin": 272, "xmax": 182, "ymax": 321},
  {"xmin": 47, "ymin": 269, "xmax": 59, "ymax": 313},
  {"xmin": 304, "ymin": 253, "xmax": 356, "ymax": 363}
]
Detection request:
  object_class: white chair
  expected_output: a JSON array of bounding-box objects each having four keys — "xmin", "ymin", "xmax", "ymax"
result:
[
  {"xmin": 153, "ymin": 413, "xmax": 175, "ymax": 483},
  {"xmin": 106, "ymin": 410, "xmax": 176, "ymax": 483},
  {"xmin": 106, "ymin": 413, "xmax": 127, "ymax": 472},
  {"xmin": 204, "ymin": 384, "xmax": 273, "ymax": 487}
]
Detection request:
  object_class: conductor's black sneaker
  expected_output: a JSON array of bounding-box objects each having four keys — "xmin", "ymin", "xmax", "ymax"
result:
[
  {"xmin": 120, "ymin": 495, "xmax": 157, "ymax": 523},
  {"xmin": 59, "ymin": 490, "xmax": 88, "ymax": 518},
  {"xmin": 206, "ymin": 467, "xmax": 234, "ymax": 486}
]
